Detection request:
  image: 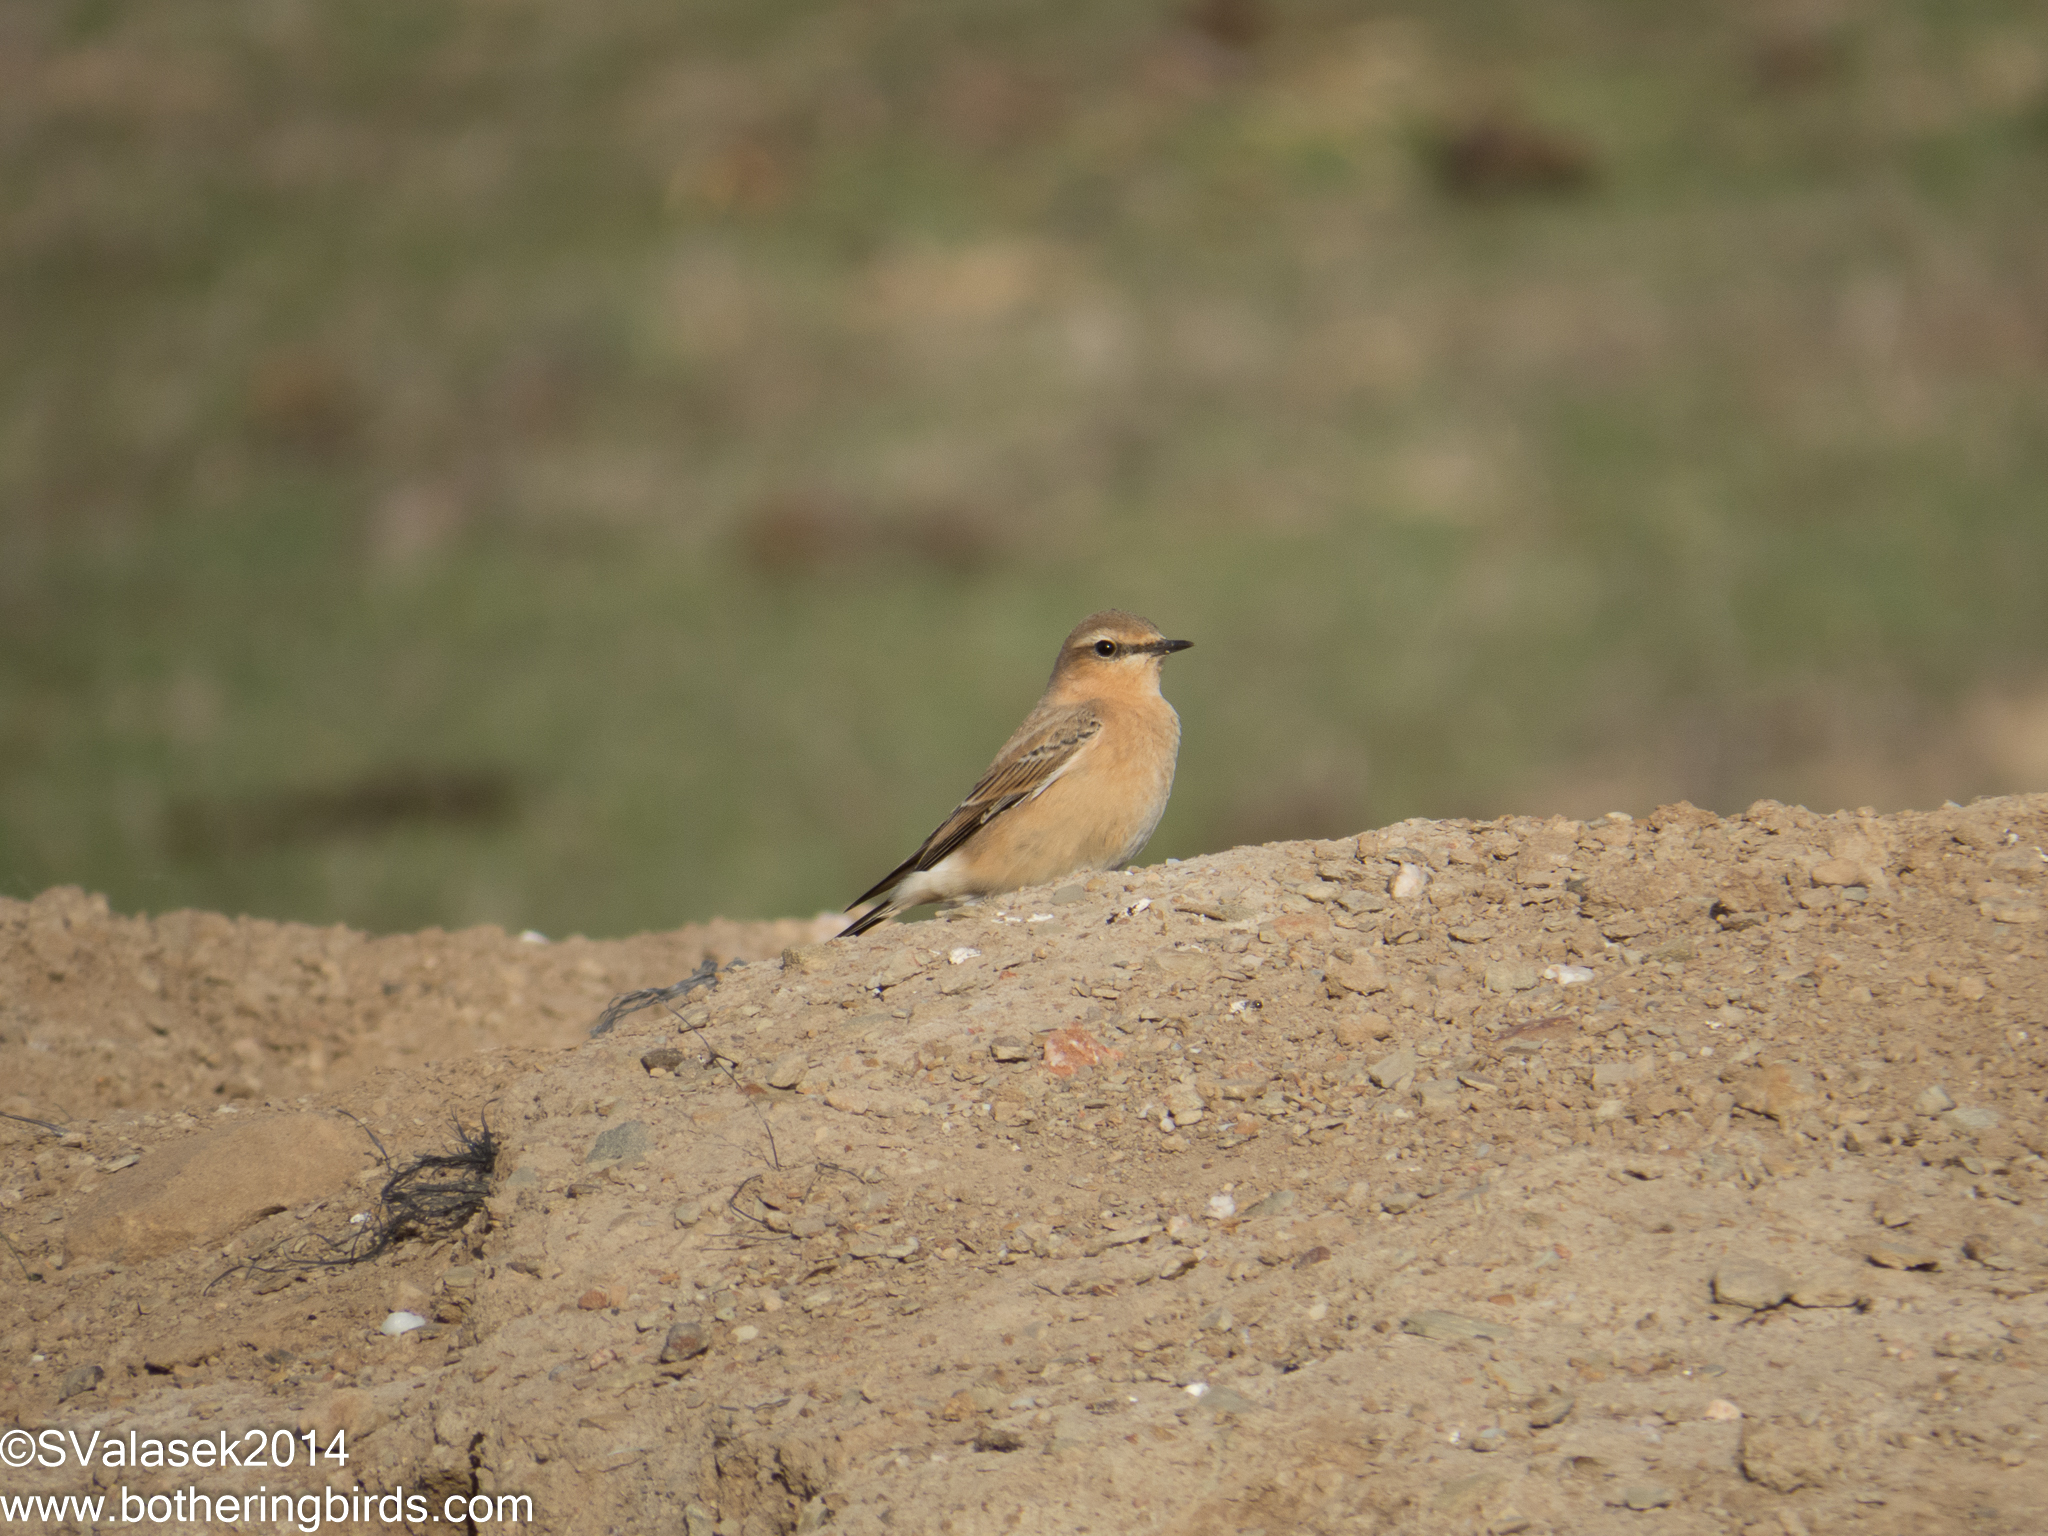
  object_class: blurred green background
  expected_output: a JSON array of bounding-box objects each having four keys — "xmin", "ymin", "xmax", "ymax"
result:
[{"xmin": 5, "ymin": 0, "xmax": 2048, "ymax": 937}]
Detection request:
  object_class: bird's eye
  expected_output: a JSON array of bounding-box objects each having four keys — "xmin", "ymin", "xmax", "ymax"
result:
[{"xmin": 1093, "ymin": 639, "xmax": 1117, "ymax": 657}]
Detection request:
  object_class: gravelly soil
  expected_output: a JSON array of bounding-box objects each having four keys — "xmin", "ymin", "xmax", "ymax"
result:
[{"xmin": 2, "ymin": 794, "xmax": 2045, "ymax": 1535}]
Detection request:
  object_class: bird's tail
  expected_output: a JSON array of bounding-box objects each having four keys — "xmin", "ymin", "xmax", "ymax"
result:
[{"xmin": 838, "ymin": 902, "xmax": 893, "ymax": 938}]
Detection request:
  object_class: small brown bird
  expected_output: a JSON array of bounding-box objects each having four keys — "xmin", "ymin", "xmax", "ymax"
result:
[{"xmin": 841, "ymin": 610, "xmax": 1193, "ymax": 937}]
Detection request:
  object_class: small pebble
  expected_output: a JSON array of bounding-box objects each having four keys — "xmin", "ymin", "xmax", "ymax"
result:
[
  {"xmin": 586, "ymin": 1120, "xmax": 651, "ymax": 1165},
  {"xmin": 1417, "ymin": 1079, "xmax": 1461, "ymax": 1112},
  {"xmin": 1369, "ymin": 1048, "xmax": 1420, "ymax": 1089},
  {"xmin": 1810, "ymin": 858, "xmax": 1864, "ymax": 887},
  {"xmin": 1914, "ymin": 1084, "xmax": 1955, "ymax": 1116},
  {"xmin": 1712, "ymin": 1259, "xmax": 1791, "ymax": 1310},
  {"xmin": 660, "ymin": 1320, "xmax": 711, "ymax": 1363},
  {"xmin": 1864, "ymin": 1236, "xmax": 1939, "ymax": 1270},
  {"xmin": 1400, "ymin": 1311, "xmax": 1508, "ymax": 1342},
  {"xmin": 1964, "ymin": 1234, "xmax": 2016, "ymax": 1270},
  {"xmin": 1872, "ymin": 1190, "xmax": 1916, "ymax": 1227},
  {"xmin": 58, "ymin": 1363, "xmax": 103, "ymax": 1401},
  {"xmin": 1526, "ymin": 1393, "xmax": 1574, "ymax": 1429},
  {"xmin": 381, "ymin": 1311, "xmax": 428, "ymax": 1336},
  {"xmin": 1790, "ymin": 1273, "xmax": 1865, "ymax": 1309},
  {"xmin": 1483, "ymin": 960, "xmax": 1540, "ymax": 993},
  {"xmin": 1941, "ymin": 1106, "xmax": 2000, "ymax": 1134}
]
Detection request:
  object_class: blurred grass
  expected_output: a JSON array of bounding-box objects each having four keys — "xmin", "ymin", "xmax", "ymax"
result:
[{"xmin": 4, "ymin": 0, "xmax": 2048, "ymax": 935}]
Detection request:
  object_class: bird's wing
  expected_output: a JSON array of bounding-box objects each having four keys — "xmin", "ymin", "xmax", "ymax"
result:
[{"xmin": 846, "ymin": 704, "xmax": 1102, "ymax": 911}]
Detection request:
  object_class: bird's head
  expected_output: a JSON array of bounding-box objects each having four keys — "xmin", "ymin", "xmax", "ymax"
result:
[{"xmin": 1050, "ymin": 610, "xmax": 1192, "ymax": 692}]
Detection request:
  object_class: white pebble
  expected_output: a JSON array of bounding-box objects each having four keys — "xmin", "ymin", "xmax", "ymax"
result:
[
  {"xmin": 1183, "ymin": 1382, "xmax": 1209, "ymax": 1398},
  {"xmin": 518, "ymin": 930, "xmax": 549, "ymax": 944},
  {"xmin": 733, "ymin": 1325, "xmax": 760, "ymax": 1343},
  {"xmin": 948, "ymin": 947, "xmax": 982, "ymax": 965},
  {"xmin": 1392, "ymin": 862, "xmax": 1431, "ymax": 899},
  {"xmin": 1208, "ymin": 1193, "xmax": 1237, "ymax": 1220},
  {"xmin": 1543, "ymin": 964, "xmax": 1596, "ymax": 986},
  {"xmin": 380, "ymin": 1311, "xmax": 427, "ymax": 1336}
]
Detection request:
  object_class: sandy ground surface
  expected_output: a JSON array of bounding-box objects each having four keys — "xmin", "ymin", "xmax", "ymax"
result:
[{"xmin": 3, "ymin": 794, "xmax": 2046, "ymax": 1535}]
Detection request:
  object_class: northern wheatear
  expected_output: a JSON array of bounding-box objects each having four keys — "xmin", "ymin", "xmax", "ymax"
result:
[{"xmin": 840, "ymin": 610, "xmax": 1193, "ymax": 937}]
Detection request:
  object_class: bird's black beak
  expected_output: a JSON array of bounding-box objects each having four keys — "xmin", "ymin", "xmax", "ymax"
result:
[{"xmin": 1156, "ymin": 638, "xmax": 1193, "ymax": 654}]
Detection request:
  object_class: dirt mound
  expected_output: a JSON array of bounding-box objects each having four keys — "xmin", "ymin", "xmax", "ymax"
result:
[
  {"xmin": 3, "ymin": 796, "xmax": 2045, "ymax": 1535},
  {"xmin": 0, "ymin": 891, "xmax": 838, "ymax": 1120}
]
